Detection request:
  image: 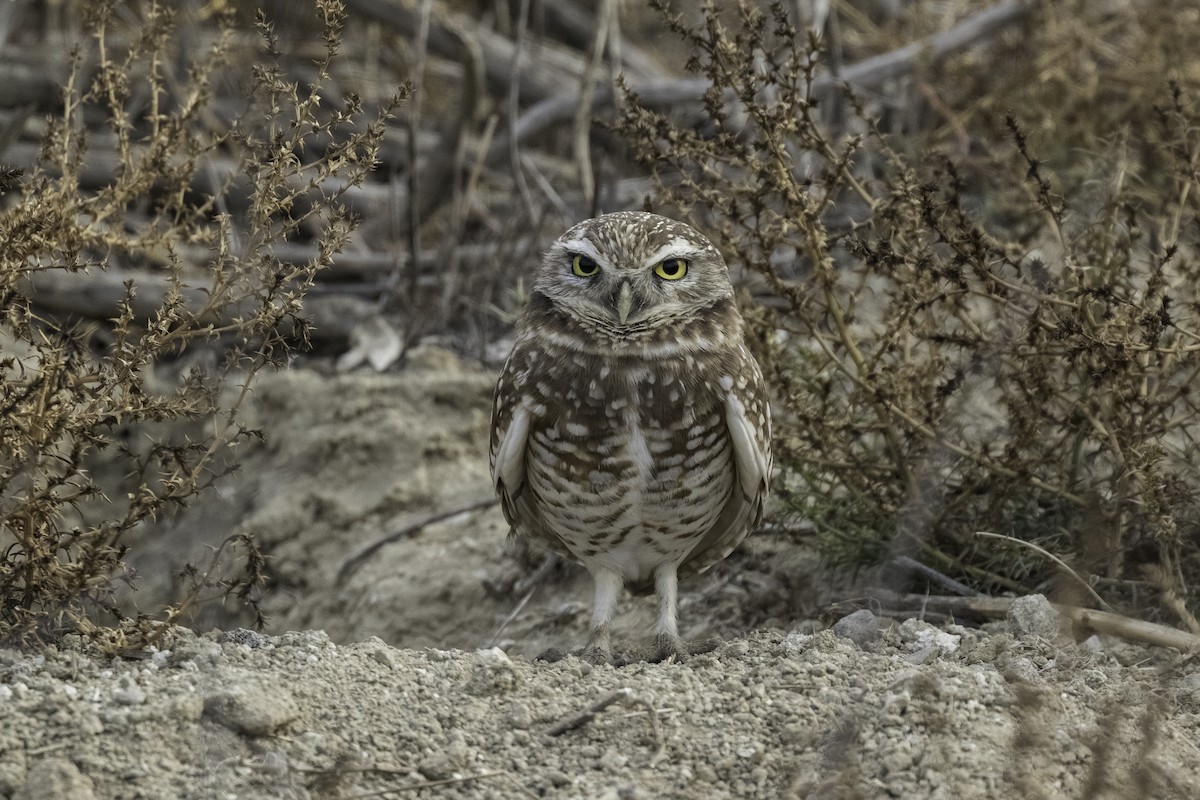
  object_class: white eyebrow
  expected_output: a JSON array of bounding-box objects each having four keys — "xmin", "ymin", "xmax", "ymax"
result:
[
  {"xmin": 642, "ymin": 239, "xmax": 697, "ymax": 266},
  {"xmin": 557, "ymin": 238, "xmax": 603, "ymax": 262}
]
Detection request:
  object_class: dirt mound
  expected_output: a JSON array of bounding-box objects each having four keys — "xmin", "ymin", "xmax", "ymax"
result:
[
  {"xmin": 127, "ymin": 352, "xmax": 827, "ymax": 658},
  {"xmin": 2, "ymin": 624, "xmax": 1196, "ymax": 799}
]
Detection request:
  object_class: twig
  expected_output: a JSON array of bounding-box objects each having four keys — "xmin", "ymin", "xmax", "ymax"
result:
[
  {"xmin": 3, "ymin": 139, "xmax": 392, "ymax": 221},
  {"xmin": 18, "ymin": 265, "xmax": 375, "ymax": 344},
  {"xmin": 141, "ymin": 533, "xmax": 250, "ymax": 648},
  {"xmin": 341, "ymin": 0, "xmax": 579, "ymax": 102},
  {"xmin": 573, "ymin": 0, "xmax": 615, "ymax": 212},
  {"xmin": 867, "ymin": 589, "xmax": 1200, "ymax": 651},
  {"xmin": 1061, "ymin": 605, "xmax": 1200, "ymax": 652},
  {"xmin": 547, "ymin": 687, "xmax": 633, "ymax": 736},
  {"xmin": 537, "ymin": 0, "xmax": 666, "ymax": 82},
  {"xmin": 974, "ymin": 530, "xmax": 1114, "ymax": 612},
  {"xmin": 336, "ymin": 498, "xmax": 499, "ymax": 585},
  {"xmin": 889, "ymin": 555, "xmax": 978, "ymax": 597},
  {"xmin": 347, "ymin": 770, "xmax": 506, "ymax": 797},
  {"xmin": 403, "ymin": 0, "xmax": 433, "ymax": 314},
  {"xmin": 547, "ymin": 687, "xmax": 666, "ymax": 765},
  {"xmin": 487, "ymin": 552, "xmax": 565, "ymax": 646},
  {"xmin": 498, "ymin": 0, "xmax": 1032, "ymax": 156},
  {"xmin": 631, "ymin": 694, "xmax": 667, "ymax": 767},
  {"xmin": 487, "ymin": 587, "xmax": 535, "ymax": 648},
  {"xmin": 1144, "ymin": 563, "xmax": 1200, "ymax": 635},
  {"xmin": 507, "ymin": 0, "xmax": 537, "ymax": 219}
]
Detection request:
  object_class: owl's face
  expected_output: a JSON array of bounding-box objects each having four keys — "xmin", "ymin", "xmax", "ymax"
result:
[{"xmin": 532, "ymin": 212, "xmax": 734, "ymax": 342}]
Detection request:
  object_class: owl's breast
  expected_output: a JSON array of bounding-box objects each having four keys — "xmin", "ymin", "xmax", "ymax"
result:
[{"xmin": 520, "ymin": 354, "xmax": 736, "ymax": 579}]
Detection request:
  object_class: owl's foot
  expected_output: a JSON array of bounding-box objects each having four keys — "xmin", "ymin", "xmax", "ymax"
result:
[
  {"xmin": 652, "ymin": 633, "xmax": 689, "ymax": 663},
  {"xmin": 580, "ymin": 624, "xmax": 616, "ymax": 666},
  {"xmin": 580, "ymin": 643, "xmax": 612, "ymax": 665},
  {"xmin": 651, "ymin": 635, "xmax": 721, "ymax": 663}
]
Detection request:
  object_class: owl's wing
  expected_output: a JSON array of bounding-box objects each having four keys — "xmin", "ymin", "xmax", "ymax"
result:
[
  {"xmin": 490, "ymin": 350, "xmax": 531, "ymax": 526},
  {"xmin": 492, "ymin": 406, "xmax": 530, "ymax": 514},
  {"xmin": 680, "ymin": 350, "xmax": 771, "ymax": 577},
  {"xmin": 489, "ymin": 342, "xmax": 578, "ymax": 559}
]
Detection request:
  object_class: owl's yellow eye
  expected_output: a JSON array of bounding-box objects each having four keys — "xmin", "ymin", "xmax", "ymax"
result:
[
  {"xmin": 571, "ymin": 254, "xmax": 600, "ymax": 278},
  {"xmin": 654, "ymin": 257, "xmax": 689, "ymax": 281}
]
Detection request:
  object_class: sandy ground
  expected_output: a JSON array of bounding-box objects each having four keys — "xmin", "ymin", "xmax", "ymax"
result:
[{"xmin": 3, "ymin": 353, "xmax": 1200, "ymax": 799}]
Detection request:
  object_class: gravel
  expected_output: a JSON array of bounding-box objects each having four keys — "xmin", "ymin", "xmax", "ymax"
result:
[
  {"xmin": 1, "ymin": 624, "xmax": 1197, "ymax": 799},
  {"xmin": 6, "ymin": 360, "xmax": 1196, "ymax": 798}
]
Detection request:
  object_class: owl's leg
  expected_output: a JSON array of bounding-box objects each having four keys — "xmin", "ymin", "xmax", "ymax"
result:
[
  {"xmin": 581, "ymin": 567, "xmax": 623, "ymax": 665},
  {"xmin": 652, "ymin": 564, "xmax": 689, "ymax": 662}
]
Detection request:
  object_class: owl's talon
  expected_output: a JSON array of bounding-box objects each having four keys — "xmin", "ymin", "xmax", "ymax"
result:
[
  {"xmin": 652, "ymin": 633, "xmax": 690, "ymax": 663},
  {"xmin": 535, "ymin": 647, "xmax": 569, "ymax": 663},
  {"xmin": 687, "ymin": 637, "xmax": 722, "ymax": 656},
  {"xmin": 580, "ymin": 644, "xmax": 614, "ymax": 666}
]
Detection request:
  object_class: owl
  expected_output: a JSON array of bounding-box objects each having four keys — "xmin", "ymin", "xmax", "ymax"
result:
[{"xmin": 489, "ymin": 212, "xmax": 771, "ymax": 664}]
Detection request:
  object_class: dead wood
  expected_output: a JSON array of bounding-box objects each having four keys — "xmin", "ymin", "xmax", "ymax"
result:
[
  {"xmin": 496, "ymin": 0, "xmax": 1032, "ymax": 155},
  {"xmin": 17, "ymin": 266, "xmax": 374, "ymax": 343},
  {"xmin": 868, "ymin": 590, "xmax": 1200, "ymax": 652},
  {"xmin": 342, "ymin": 0, "xmax": 581, "ymax": 103}
]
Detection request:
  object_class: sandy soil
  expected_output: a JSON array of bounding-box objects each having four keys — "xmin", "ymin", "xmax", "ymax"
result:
[{"xmin": 2, "ymin": 353, "xmax": 1199, "ymax": 799}]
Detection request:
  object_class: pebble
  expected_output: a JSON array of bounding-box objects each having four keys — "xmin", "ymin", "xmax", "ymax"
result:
[
  {"xmin": 1007, "ymin": 594, "xmax": 1064, "ymax": 640},
  {"xmin": 832, "ymin": 609, "xmax": 882, "ymax": 646},
  {"xmin": 203, "ymin": 683, "xmax": 299, "ymax": 736},
  {"xmin": 12, "ymin": 758, "xmax": 95, "ymax": 800},
  {"xmin": 466, "ymin": 647, "xmax": 523, "ymax": 694},
  {"xmin": 0, "ymin": 749, "xmax": 26, "ymax": 794},
  {"xmin": 417, "ymin": 733, "xmax": 470, "ymax": 781},
  {"xmin": 217, "ymin": 629, "xmax": 273, "ymax": 650}
]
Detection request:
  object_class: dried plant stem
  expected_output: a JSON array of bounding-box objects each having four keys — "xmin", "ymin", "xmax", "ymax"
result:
[
  {"xmin": 573, "ymin": 0, "xmax": 614, "ymax": 213},
  {"xmin": 975, "ymin": 531, "xmax": 1113, "ymax": 611},
  {"xmin": 870, "ymin": 590, "xmax": 1200, "ymax": 651}
]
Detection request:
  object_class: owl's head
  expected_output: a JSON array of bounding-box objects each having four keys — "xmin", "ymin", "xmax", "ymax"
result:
[{"xmin": 530, "ymin": 212, "xmax": 735, "ymax": 346}]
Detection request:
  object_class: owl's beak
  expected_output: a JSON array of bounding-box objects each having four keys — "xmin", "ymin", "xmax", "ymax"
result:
[{"xmin": 616, "ymin": 281, "xmax": 634, "ymax": 325}]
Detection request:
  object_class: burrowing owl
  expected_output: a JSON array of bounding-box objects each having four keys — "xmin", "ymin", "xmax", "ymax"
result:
[{"xmin": 490, "ymin": 212, "xmax": 771, "ymax": 663}]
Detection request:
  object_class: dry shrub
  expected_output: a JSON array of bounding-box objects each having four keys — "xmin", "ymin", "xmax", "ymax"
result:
[
  {"xmin": 618, "ymin": 1, "xmax": 1200, "ymax": 617},
  {"xmin": 0, "ymin": 0, "xmax": 400, "ymax": 647}
]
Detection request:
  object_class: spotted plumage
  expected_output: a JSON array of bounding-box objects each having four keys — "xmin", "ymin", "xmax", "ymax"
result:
[{"xmin": 490, "ymin": 212, "xmax": 771, "ymax": 663}]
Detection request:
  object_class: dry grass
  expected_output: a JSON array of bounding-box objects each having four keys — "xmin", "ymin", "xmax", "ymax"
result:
[
  {"xmin": 617, "ymin": 1, "xmax": 1200, "ymax": 621},
  {"xmin": 0, "ymin": 0, "xmax": 400, "ymax": 648}
]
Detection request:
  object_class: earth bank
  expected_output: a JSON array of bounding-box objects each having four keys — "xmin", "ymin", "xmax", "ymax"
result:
[{"xmin": 2, "ymin": 358, "xmax": 1198, "ymax": 799}]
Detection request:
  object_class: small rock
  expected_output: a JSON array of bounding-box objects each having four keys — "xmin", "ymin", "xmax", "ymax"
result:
[
  {"xmin": 546, "ymin": 770, "xmax": 573, "ymax": 787},
  {"xmin": 1007, "ymin": 594, "xmax": 1063, "ymax": 640},
  {"xmin": 349, "ymin": 637, "xmax": 399, "ymax": 667},
  {"xmin": 417, "ymin": 734, "xmax": 470, "ymax": 781},
  {"xmin": 831, "ymin": 609, "xmax": 881, "ymax": 646},
  {"xmin": 170, "ymin": 638, "xmax": 223, "ymax": 668},
  {"xmin": 171, "ymin": 693, "xmax": 205, "ymax": 722},
  {"xmin": 465, "ymin": 647, "xmax": 523, "ymax": 694},
  {"xmin": 278, "ymin": 630, "xmax": 332, "ymax": 650},
  {"xmin": 598, "ymin": 747, "xmax": 629, "ymax": 770},
  {"xmin": 113, "ymin": 675, "xmax": 146, "ymax": 706},
  {"xmin": 903, "ymin": 645, "xmax": 940, "ymax": 665},
  {"xmin": 13, "ymin": 758, "xmax": 94, "ymax": 800},
  {"xmin": 778, "ymin": 631, "xmax": 813, "ymax": 657},
  {"xmin": 899, "ymin": 618, "xmax": 961, "ymax": 655},
  {"xmin": 204, "ymin": 684, "xmax": 299, "ymax": 736},
  {"xmin": 0, "ymin": 749, "xmax": 26, "ymax": 794},
  {"xmin": 506, "ymin": 702, "xmax": 533, "ymax": 729},
  {"xmin": 217, "ymin": 629, "xmax": 272, "ymax": 650}
]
